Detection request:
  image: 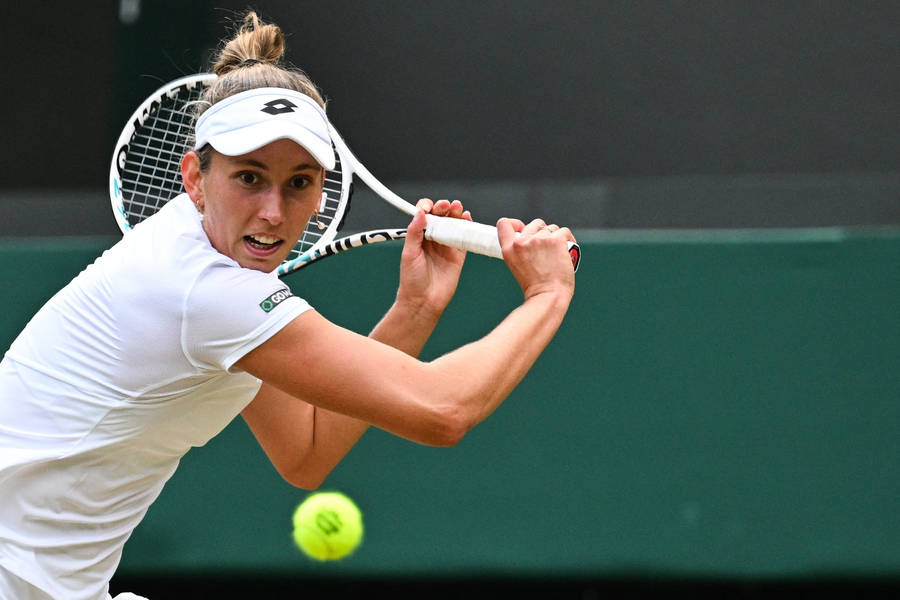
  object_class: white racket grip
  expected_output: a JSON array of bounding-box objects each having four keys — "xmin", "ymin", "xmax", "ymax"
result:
[
  {"xmin": 423, "ymin": 214, "xmax": 581, "ymax": 272},
  {"xmin": 424, "ymin": 214, "xmax": 503, "ymax": 258}
]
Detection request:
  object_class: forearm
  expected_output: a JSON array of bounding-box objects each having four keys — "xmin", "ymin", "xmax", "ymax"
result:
[
  {"xmin": 370, "ymin": 299, "xmax": 442, "ymax": 357},
  {"xmin": 240, "ymin": 289, "xmax": 572, "ymax": 448}
]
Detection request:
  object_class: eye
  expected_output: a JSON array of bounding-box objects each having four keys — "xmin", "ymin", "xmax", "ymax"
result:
[
  {"xmin": 290, "ymin": 175, "xmax": 312, "ymax": 189},
  {"xmin": 237, "ymin": 171, "xmax": 259, "ymax": 185}
]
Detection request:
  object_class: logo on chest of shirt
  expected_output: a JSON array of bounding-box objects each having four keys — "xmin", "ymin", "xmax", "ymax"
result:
[{"xmin": 260, "ymin": 287, "xmax": 294, "ymax": 313}]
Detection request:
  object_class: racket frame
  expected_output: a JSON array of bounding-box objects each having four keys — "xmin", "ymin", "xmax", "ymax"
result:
[{"xmin": 110, "ymin": 73, "xmax": 579, "ymax": 275}]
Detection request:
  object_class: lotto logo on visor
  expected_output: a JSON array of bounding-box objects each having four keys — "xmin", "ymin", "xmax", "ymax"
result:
[
  {"xmin": 260, "ymin": 287, "xmax": 294, "ymax": 313},
  {"xmin": 261, "ymin": 99, "xmax": 297, "ymax": 115},
  {"xmin": 193, "ymin": 87, "xmax": 336, "ymax": 169}
]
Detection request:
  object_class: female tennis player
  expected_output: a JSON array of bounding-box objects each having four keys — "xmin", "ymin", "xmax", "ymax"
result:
[{"xmin": 0, "ymin": 12, "xmax": 576, "ymax": 600}]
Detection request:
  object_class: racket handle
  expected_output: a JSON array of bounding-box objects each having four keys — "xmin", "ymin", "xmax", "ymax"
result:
[{"xmin": 423, "ymin": 215, "xmax": 581, "ymax": 272}]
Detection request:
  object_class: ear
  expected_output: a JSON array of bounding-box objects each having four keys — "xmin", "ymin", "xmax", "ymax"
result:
[{"xmin": 181, "ymin": 151, "xmax": 204, "ymax": 209}]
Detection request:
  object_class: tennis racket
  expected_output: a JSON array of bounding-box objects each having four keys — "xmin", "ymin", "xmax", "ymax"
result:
[{"xmin": 109, "ymin": 73, "xmax": 581, "ymax": 276}]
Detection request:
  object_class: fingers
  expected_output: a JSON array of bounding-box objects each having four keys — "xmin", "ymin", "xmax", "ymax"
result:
[
  {"xmin": 557, "ymin": 225, "xmax": 576, "ymax": 243},
  {"xmin": 520, "ymin": 218, "xmax": 571, "ymax": 240},
  {"xmin": 415, "ymin": 198, "xmax": 472, "ymax": 221},
  {"xmin": 496, "ymin": 216, "xmax": 577, "ymax": 297},
  {"xmin": 414, "ymin": 197, "xmax": 434, "ymax": 213},
  {"xmin": 497, "ymin": 217, "xmax": 525, "ymax": 240},
  {"xmin": 541, "ymin": 223, "xmax": 574, "ymax": 243},
  {"xmin": 522, "ymin": 218, "xmax": 548, "ymax": 235},
  {"xmin": 498, "ymin": 217, "xmax": 577, "ymax": 257}
]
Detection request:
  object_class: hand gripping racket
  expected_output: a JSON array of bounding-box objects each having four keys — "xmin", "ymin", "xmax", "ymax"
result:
[{"xmin": 109, "ymin": 73, "xmax": 581, "ymax": 276}]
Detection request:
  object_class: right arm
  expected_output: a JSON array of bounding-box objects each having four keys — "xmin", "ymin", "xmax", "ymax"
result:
[{"xmin": 236, "ymin": 217, "xmax": 575, "ymax": 448}]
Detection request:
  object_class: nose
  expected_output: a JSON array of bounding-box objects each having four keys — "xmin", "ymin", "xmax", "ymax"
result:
[{"xmin": 257, "ymin": 188, "xmax": 285, "ymax": 225}]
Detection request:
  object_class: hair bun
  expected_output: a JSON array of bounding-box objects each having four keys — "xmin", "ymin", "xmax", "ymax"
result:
[
  {"xmin": 212, "ymin": 11, "xmax": 286, "ymax": 76},
  {"xmin": 197, "ymin": 10, "xmax": 326, "ymax": 118}
]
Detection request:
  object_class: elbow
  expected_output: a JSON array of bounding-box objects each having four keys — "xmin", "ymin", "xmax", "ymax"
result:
[
  {"xmin": 279, "ymin": 463, "xmax": 330, "ymax": 491},
  {"xmin": 284, "ymin": 472, "xmax": 326, "ymax": 491},
  {"xmin": 424, "ymin": 404, "xmax": 475, "ymax": 447}
]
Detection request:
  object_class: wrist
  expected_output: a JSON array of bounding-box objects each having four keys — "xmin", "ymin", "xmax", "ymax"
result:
[
  {"xmin": 523, "ymin": 282, "xmax": 574, "ymax": 306},
  {"xmin": 391, "ymin": 294, "xmax": 445, "ymax": 328}
]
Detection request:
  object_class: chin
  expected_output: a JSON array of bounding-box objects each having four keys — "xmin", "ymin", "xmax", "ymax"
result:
[{"xmin": 238, "ymin": 257, "xmax": 280, "ymax": 273}]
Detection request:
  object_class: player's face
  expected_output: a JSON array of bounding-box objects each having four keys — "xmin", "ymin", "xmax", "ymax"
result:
[{"xmin": 196, "ymin": 139, "xmax": 324, "ymax": 272}]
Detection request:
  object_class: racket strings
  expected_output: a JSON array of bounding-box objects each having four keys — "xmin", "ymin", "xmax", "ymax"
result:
[
  {"xmin": 289, "ymin": 152, "xmax": 347, "ymax": 261},
  {"xmin": 117, "ymin": 77, "xmax": 351, "ymax": 268},
  {"xmin": 120, "ymin": 91, "xmax": 203, "ymax": 226}
]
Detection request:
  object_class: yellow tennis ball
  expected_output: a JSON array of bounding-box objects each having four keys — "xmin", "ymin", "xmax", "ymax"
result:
[{"xmin": 292, "ymin": 491, "xmax": 364, "ymax": 561}]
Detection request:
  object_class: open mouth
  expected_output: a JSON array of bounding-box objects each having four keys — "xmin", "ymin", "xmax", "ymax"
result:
[{"xmin": 244, "ymin": 234, "xmax": 283, "ymax": 252}]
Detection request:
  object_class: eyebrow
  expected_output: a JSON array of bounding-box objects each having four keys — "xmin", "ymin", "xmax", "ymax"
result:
[{"xmin": 227, "ymin": 157, "xmax": 321, "ymax": 172}]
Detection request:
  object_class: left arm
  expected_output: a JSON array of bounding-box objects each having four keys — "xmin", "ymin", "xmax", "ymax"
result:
[{"xmin": 242, "ymin": 199, "xmax": 469, "ymax": 489}]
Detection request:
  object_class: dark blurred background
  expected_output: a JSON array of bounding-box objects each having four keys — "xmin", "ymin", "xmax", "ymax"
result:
[
  {"xmin": 1, "ymin": 0, "xmax": 898, "ymax": 236},
  {"xmin": 2, "ymin": 3, "xmax": 899, "ymax": 598}
]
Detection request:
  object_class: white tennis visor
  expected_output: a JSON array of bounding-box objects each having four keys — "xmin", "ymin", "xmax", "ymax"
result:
[{"xmin": 194, "ymin": 87, "xmax": 335, "ymax": 170}]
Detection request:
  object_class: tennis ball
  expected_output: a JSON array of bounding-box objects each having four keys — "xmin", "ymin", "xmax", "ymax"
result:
[{"xmin": 292, "ymin": 491, "xmax": 363, "ymax": 561}]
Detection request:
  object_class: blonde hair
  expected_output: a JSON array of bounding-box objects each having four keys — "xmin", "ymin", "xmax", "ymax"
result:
[
  {"xmin": 194, "ymin": 11, "xmax": 326, "ymax": 169},
  {"xmin": 202, "ymin": 11, "xmax": 324, "ymax": 109}
]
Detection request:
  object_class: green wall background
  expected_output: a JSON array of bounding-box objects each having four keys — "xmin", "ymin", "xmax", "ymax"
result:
[{"xmin": 1, "ymin": 230, "xmax": 898, "ymax": 579}]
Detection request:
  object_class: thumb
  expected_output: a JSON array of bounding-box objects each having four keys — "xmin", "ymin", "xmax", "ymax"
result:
[
  {"xmin": 407, "ymin": 209, "xmax": 428, "ymax": 240},
  {"xmin": 496, "ymin": 217, "xmax": 523, "ymax": 248}
]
